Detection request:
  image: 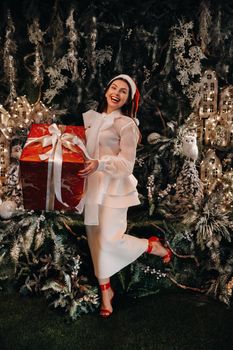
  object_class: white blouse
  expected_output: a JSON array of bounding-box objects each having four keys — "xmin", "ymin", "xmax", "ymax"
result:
[{"xmin": 82, "ymin": 109, "xmax": 140, "ymax": 225}]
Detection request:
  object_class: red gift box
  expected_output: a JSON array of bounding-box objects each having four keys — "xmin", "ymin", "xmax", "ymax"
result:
[{"xmin": 20, "ymin": 123, "xmax": 86, "ymax": 211}]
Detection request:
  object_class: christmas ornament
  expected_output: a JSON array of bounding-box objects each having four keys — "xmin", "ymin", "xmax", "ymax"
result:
[
  {"xmin": 29, "ymin": 100, "xmax": 55, "ymax": 124},
  {"xmin": 3, "ymin": 10, "xmax": 17, "ymax": 104},
  {"xmin": 171, "ymin": 19, "xmax": 205, "ymax": 107},
  {"xmin": 199, "ymin": 72, "xmax": 233, "ymax": 147},
  {"xmin": 181, "ymin": 133, "xmax": 198, "ymax": 160},
  {"xmin": 0, "ymin": 200, "xmax": 17, "ymax": 219},
  {"xmin": 27, "ymin": 18, "xmax": 45, "ymax": 87},
  {"xmin": 147, "ymin": 132, "xmax": 162, "ymax": 144},
  {"xmin": 200, "ymin": 149, "xmax": 222, "ymax": 194},
  {"xmin": 11, "ymin": 144, "xmax": 22, "ymax": 160},
  {"xmin": 219, "ymin": 86, "xmax": 233, "ymax": 119},
  {"xmin": 199, "ymin": 69, "xmax": 218, "ymax": 119},
  {"xmin": 175, "ymin": 159, "xmax": 203, "ymax": 207}
]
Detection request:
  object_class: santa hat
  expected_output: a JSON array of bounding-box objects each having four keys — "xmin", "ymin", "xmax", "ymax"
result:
[{"xmin": 108, "ymin": 74, "xmax": 140, "ymax": 116}]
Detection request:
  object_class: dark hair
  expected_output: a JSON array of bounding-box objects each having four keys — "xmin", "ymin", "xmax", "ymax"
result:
[{"xmin": 97, "ymin": 78, "xmax": 135, "ymax": 118}]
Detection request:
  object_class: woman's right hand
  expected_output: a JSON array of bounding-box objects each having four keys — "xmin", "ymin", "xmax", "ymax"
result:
[{"xmin": 78, "ymin": 159, "xmax": 99, "ymax": 177}]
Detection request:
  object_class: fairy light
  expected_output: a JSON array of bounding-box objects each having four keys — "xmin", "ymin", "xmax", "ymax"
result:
[{"xmin": 143, "ymin": 266, "xmax": 167, "ymax": 279}]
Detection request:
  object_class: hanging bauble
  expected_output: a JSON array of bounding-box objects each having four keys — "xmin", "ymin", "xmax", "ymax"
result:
[{"xmin": 0, "ymin": 200, "xmax": 17, "ymax": 219}]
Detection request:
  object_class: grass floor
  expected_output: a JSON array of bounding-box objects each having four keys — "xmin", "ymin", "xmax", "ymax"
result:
[{"xmin": 0, "ymin": 290, "xmax": 233, "ymax": 350}]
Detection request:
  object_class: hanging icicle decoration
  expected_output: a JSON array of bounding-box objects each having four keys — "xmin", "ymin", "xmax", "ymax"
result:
[
  {"xmin": 211, "ymin": 5, "xmax": 222, "ymax": 51},
  {"xmin": 26, "ymin": 18, "xmax": 45, "ymax": 87},
  {"xmin": 198, "ymin": 0, "xmax": 212, "ymax": 54},
  {"xmin": 43, "ymin": 3, "xmax": 68, "ymax": 103},
  {"xmin": 44, "ymin": 56, "xmax": 69, "ymax": 103},
  {"xmin": 66, "ymin": 8, "xmax": 79, "ymax": 82},
  {"xmin": 47, "ymin": 0, "xmax": 64, "ymax": 59},
  {"xmin": 86, "ymin": 15, "xmax": 97, "ymax": 72},
  {"xmin": 3, "ymin": 10, "xmax": 17, "ymax": 104},
  {"xmin": 44, "ymin": 7, "xmax": 80, "ymax": 103},
  {"xmin": 171, "ymin": 19, "xmax": 206, "ymax": 108}
]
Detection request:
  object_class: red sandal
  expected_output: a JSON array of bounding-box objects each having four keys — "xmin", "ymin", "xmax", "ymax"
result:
[
  {"xmin": 147, "ymin": 236, "xmax": 172, "ymax": 264},
  {"xmin": 99, "ymin": 282, "xmax": 114, "ymax": 318}
]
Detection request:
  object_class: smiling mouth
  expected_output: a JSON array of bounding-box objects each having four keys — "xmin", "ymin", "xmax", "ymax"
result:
[{"xmin": 111, "ymin": 96, "xmax": 120, "ymax": 102}]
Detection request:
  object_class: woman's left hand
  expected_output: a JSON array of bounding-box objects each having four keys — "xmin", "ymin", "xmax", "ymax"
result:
[{"xmin": 78, "ymin": 159, "xmax": 99, "ymax": 177}]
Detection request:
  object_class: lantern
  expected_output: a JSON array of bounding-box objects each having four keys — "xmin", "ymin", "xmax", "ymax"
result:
[
  {"xmin": 200, "ymin": 149, "xmax": 222, "ymax": 194},
  {"xmin": 219, "ymin": 86, "xmax": 233, "ymax": 122},
  {"xmin": 199, "ymin": 70, "xmax": 218, "ymax": 119}
]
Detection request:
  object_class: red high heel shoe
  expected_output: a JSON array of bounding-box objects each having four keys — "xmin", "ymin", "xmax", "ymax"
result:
[
  {"xmin": 147, "ymin": 236, "xmax": 172, "ymax": 264},
  {"xmin": 99, "ymin": 282, "xmax": 114, "ymax": 318}
]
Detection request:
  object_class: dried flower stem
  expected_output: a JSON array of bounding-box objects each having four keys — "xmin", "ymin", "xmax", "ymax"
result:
[{"xmin": 168, "ymin": 274, "xmax": 206, "ymax": 293}]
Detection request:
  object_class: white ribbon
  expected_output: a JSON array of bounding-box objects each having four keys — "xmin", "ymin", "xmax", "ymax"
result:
[{"xmin": 25, "ymin": 123, "xmax": 91, "ymax": 210}]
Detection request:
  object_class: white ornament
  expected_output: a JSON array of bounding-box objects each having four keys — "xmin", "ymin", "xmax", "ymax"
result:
[
  {"xmin": 181, "ymin": 133, "xmax": 198, "ymax": 160},
  {"xmin": 33, "ymin": 111, "xmax": 43, "ymax": 123},
  {"xmin": 0, "ymin": 200, "xmax": 17, "ymax": 219},
  {"xmin": 11, "ymin": 144, "xmax": 22, "ymax": 160},
  {"xmin": 147, "ymin": 132, "xmax": 162, "ymax": 144}
]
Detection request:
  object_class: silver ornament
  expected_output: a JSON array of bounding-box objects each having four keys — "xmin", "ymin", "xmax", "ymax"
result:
[{"xmin": 0, "ymin": 200, "xmax": 17, "ymax": 219}]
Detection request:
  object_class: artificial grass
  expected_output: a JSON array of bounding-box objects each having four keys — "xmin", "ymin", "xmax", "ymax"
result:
[{"xmin": 0, "ymin": 290, "xmax": 233, "ymax": 350}]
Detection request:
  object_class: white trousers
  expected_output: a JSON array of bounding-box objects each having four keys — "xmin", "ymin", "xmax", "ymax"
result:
[{"xmin": 86, "ymin": 205, "xmax": 148, "ymax": 279}]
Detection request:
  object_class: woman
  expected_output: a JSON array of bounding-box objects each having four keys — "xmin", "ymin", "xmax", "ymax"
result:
[{"xmin": 79, "ymin": 74, "xmax": 172, "ymax": 317}]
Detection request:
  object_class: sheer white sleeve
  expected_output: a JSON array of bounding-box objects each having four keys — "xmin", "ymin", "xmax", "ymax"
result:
[{"xmin": 97, "ymin": 121, "xmax": 139, "ymax": 178}]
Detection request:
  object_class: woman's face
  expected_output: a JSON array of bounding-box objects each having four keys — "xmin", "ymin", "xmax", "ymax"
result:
[{"xmin": 105, "ymin": 79, "xmax": 130, "ymax": 113}]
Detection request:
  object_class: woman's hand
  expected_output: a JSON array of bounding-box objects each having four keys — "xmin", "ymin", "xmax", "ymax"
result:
[{"xmin": 78, "ymin": 160, "xmax": 99, "ymax": 177}]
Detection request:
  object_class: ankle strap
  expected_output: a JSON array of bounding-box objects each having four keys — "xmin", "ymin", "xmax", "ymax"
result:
[
  {"xmin": 100, "ymin": 282, "xmax": 111, "ymax": 291},
  {"xmin": 147, "ymin": 239, "xmax": 153, "ymax": 254}
]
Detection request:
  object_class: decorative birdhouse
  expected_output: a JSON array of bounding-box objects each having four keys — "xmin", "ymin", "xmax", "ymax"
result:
[
  {"xmin": 200, "ymin": 149, "xmax": 222, "ymax": 193},
  {"xmin": 219, "ymin": 86, "xmax": 233, "ymax": 123},
  {"xmin": 199, "ymin": 70, "xmax": 218, "ymax": 119}
]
